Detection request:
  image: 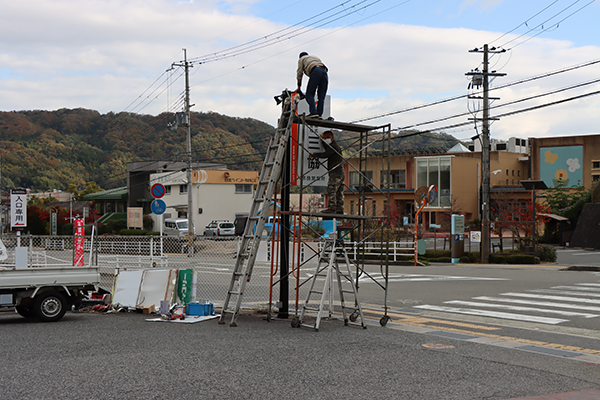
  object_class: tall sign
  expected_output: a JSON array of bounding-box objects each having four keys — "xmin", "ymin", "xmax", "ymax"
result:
[
  {"xmin": 10, "ymin": 189, "xmax": 27, "ymax": 229},
  {"xmin": 73, "ymin": 218, "xmax": 85, "ymax": 266}
]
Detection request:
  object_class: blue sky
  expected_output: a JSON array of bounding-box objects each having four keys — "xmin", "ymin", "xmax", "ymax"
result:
[{"xmin": 1, "ymin": 0, "xmax": 599, "ymax": 141}]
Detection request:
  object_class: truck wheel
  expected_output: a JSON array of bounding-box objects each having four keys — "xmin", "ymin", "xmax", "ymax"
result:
[
  {"xmin": 33, "ymin": 290, "xmax": 67, "ymax": 322},
  {"xmin": 16, "ymin": 305, "xmax": 35, "ymax": 318}
]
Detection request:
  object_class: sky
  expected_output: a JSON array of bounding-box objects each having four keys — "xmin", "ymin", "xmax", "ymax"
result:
[{"xmin": 1, "ymin": 0, "xmax": 599, "ymax": 142}]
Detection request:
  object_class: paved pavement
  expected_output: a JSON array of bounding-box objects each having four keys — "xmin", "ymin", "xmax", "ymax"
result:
[{"xmin": 2, "ymin": 309, "xmax": 600, "ymax": 400}]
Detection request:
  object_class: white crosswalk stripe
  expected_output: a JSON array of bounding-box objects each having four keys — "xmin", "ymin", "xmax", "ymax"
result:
[{"xmin": 413, "ymin": 281, "xmax": 600, "ymax": 325}]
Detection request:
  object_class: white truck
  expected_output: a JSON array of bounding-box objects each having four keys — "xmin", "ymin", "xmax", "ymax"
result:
[{"xmin": 0, "ymin": 266, "xmax": 101, "ymax": 322}]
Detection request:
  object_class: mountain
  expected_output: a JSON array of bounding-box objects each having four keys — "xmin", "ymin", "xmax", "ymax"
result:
[
  {"xmin": 0, "ymin": 108, "xmax": 275, "ymax": 191},
  {"xmin": 0, "ymin": 108, "xmax": 460, "ymax": 192}
]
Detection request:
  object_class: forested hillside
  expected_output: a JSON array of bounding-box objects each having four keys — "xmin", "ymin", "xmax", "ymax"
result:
[
  {"xmin": 0, "ymin": 108, "xmax": 275, "ymax": 191},
  {"xmin": 0, "ymin": 108, "xmax": 460, "ymax": 192}
]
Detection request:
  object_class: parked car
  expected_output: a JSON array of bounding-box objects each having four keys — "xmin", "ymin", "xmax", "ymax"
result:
[
  {"xmin": 164, "ymin": 218, "xmax": 195, "ymax": 237},
  {"xmin": 204, "ymin": 221, "xmax": 235, "ymax": 237}
]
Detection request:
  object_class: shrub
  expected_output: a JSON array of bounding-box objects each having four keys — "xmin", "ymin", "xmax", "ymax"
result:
[
  {"xmin": 489, "ymin": 253, "xmax": 537, "ymax": 264},
  {"xmin": 537, "ymin": 244, "xmax": 557, "ymax": 262}
]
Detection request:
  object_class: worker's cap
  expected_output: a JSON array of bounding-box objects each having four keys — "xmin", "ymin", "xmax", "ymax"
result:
[{"xmin": 299, "ymin": 51, "xmax": 308, "ymax": 58}]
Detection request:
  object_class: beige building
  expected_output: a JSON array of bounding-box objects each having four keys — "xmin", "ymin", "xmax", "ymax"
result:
[{"xmin": 343, "ymin": 141, "xmax": 530, "ymax": 230}]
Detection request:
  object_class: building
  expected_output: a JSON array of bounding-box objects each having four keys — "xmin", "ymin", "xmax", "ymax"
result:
[
  {"xmin": 149, "ymin": 169, "xmax": 259, "ymax": 233},
  {"xmin": 529, "ymin": 133, "xmax": 600, "ymax": 189},
  {"xmin": 343, "ymin": 138, "xmax": 531, "ymax": 230}
]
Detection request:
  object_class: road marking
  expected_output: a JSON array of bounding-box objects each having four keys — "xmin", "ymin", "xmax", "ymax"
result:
[
  {"xmin": 413, "ymin": 304, "xmax": 568, "ymax": 324},
  {"xmin": 473, "ymin": 296, "xmax": 600, "ymax": 312},
  {"xmin": 502, "ymin": 292, "xmax": 600, "ymax": 305},
  {"xmin": 530, "ymin": 289, "xmax": 600, "ymax": 298},
  {"xmin": 358, "ymin": 273, "xmax": 509, "ymax": 283},
  {"xmin": 579, "ymin": 283, "xmax": 600, "ymax": 287},
  {"xmin": 550, "ymin": 285, "xmax": 600, "ymax": 292},
  {"xmin": 362, "ymin": 309, "xmax": 600, "ymax": 357},
  {"xmin": 443, "ymin": 300, "xmax": 598, "ymax": 318},
  {"xmin": 362, "ymin": 309, "xmax": 501, "ymax": 330}
]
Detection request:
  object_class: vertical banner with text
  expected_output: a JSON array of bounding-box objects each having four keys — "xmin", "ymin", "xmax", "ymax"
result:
[
  {"xmin": 74, "ymin": 218, "xmax": 85, "ymax": 266},
  {"xmin": 10, "ymin": 189, "xmax": 27, "ymax": 229}
]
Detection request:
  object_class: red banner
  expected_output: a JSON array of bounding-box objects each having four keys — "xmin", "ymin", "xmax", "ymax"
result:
[{"xmin": 74, "ymin": 218, "xmax": 85, "ymax": 266}]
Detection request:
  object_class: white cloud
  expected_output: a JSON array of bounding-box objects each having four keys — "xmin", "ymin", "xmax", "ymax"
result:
[{"xmin": 0, "ymin": 0, "xmax": 599, "ymax": 142}]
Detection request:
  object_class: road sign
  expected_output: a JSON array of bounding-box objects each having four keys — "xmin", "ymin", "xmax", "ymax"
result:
[
  {"xmin": 151, "ymin": 183, "xmax": 166, "ymax": 199},
  {"xmin": 151, "ymin": 199, "xmax": 167, "ymax": 215}
]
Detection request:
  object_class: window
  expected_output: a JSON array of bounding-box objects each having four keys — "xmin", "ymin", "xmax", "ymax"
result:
[
  {"xmin": 416, "ymin": 157, "xmax": 451, "ymax": 207},
  {"xmin": 593, "ymin": 175, "xmax": 600, "ymax": 182},
  {"xmin": 350, "ymin": 200, "xmax": 355, "ymax": 215},
  {"xmin": 179, "ymin": 185, "xmax": 187, "ymax": 194},
  {"xmin": 349, "ymin": 171, "xmax": 373, "ymax": 189},
  {"xmin": 593, "ymin": 161, "xmax": 600, "ymax": 169},
  {"xmin": 372, "ymin": 201, "xmax": 377, "ymax": 216},
  {"xmin": 165, "ymin": 185, "xmax": 171, "ymax": 195},
  {"xmin": 380, "ymin": 170, "xmax": 406, "ymax": 189},
  {"xmin": 235, "ymin": 184, "xmax": 252, "ymax": 194}
]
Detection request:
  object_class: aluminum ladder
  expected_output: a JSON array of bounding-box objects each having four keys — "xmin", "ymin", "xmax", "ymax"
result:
[
  {"xmin": 292, "ymin": 232, "xmax": 367, "ymax": 331},
  {"xmin": 219, "ymin": 92, "xmax": 298, "ymax": 327}
]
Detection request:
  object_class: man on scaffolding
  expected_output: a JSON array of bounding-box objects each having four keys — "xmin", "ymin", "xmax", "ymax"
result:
[{"xmin": 310, "ymin": 130, "xmax": 345, "ymax": 214}]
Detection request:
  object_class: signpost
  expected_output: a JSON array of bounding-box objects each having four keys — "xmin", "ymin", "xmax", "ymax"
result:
[
  {"xmin": 151, "ymin": 188, "xmax": 167, "ymax": 251},
  {"xmin": 10, "ymin": 189, "xmax": 27, "ymax": 230}
]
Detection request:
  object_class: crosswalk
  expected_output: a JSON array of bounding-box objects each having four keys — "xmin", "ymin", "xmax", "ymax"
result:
[{"xmin": 414, "ymin": 283, "xmax": 600, "ymax": 325}]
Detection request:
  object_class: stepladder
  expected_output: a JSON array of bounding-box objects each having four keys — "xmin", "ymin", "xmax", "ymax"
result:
[
  {"xmin": 219, "ymin": 90, "xmax": 298, "ymax": 327},
  {"xmin": 292, "ymin": 233, "xmax": 367, "ymax": 331}
]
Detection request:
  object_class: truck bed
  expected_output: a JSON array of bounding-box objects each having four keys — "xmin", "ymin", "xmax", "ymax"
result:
[{"xmin": 0, "ymin": 267, "xmax": 100, "ymax": 290}]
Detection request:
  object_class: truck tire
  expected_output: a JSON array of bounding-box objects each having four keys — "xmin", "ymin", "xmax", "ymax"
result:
[
  {"xmin": 15, "ymin": 305, "xmax": 35, "ymax": 318},
  {"xmin": 33, "ymin": 290, "xmax": 67, "ymax": 322}
]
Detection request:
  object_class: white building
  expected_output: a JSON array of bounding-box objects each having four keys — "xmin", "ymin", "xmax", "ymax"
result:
[{"xmin": 149, "ymin": 169, "xmax": 258, "ymax": 234}]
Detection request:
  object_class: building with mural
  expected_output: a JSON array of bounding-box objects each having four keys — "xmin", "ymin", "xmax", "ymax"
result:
[{"xmin": 529, "ymin": 134, "xmax": 600, "ymax": 189}]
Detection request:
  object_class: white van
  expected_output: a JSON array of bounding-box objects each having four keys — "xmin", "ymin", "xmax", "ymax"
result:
[{"xmin": 164, "ymin": 218, "xmax": 195, "ymax": 237}]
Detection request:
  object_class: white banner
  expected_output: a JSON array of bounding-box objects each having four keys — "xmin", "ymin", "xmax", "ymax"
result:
[{"xmin": 10, "ymin": 189, "xmax": 27, "ymax": 229}]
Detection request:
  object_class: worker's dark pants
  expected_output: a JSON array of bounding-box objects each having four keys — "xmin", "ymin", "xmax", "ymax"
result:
[
  {"xmin": 327, "ymin": 175, "xmax": 344, "ymax": 212},
  {"xmin": 306, "ymin": 66, "xmax": 328, "ymax": 116}
]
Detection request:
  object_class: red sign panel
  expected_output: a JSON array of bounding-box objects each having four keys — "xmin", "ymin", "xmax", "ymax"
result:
[{"xmin": 74, "ymin": 218, "xmax": 85, "ymax": 266}]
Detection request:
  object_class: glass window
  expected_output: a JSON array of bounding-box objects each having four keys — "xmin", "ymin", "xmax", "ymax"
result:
[
  {"xmin": 416, "ymin": 159, "xmax": 427, "ymax": 188},
  {"xmin": 235, "ymin": 184, "xmax": 252, "ymax": 193},
  {"xmin": 380, "ymin": 170, "xmax": 406, "ymax": 189},
  {"xmin": 165, "ymin": 185, "xmax": 171, "ymax": 195},
  {"xmin": 593, "ymin": 161, "xmax": 600, "ymax": 169},
  {"xmin": 349, "ymin": 171, "xmax": 373, "ymax": 188},
  {"xmin": 179, "ymin": 185, "xmax": 187, "ymax": 194},
  {"xmin": 415, "ymin": 157, "xmax": 451, "ymax": 208}
]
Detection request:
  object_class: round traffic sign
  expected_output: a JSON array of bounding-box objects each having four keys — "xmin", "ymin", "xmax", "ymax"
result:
[
  {"xmin": 151, "ymin": 183, "xmax": 166, "ymax": 199},
  {"xmin": 151, "ymin": 199, "xmax": 167, "ymax": 215}
]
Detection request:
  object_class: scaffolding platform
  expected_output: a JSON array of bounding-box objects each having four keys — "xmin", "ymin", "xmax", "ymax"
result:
[{"xmin": 294, "ymin": 114, "xmax": 385, "ymax": 133}]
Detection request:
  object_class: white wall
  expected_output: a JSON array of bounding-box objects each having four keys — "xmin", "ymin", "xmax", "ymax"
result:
[{"xmin": 150, "ymin": 180, "xmax": 254, "ymax": 234}]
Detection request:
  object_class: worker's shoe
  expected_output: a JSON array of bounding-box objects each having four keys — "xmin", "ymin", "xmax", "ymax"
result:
[{"xmin": 307, "ymin": 113, "xmax": 321, "ymax": 118}]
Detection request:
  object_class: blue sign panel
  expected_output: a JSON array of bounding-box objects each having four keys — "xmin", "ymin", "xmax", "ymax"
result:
[{"xmin": 151, "ymin": 199, "xmax": 167, "ymax": 215}]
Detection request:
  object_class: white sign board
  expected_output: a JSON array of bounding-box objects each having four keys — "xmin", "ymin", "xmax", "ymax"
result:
[
  {"xmin": 10, "ymin": 189, "xmax": 27, "ymax": 229},
  {"xmin": 470, "ymin": 231, "xmax": 481, "ymax": 243}
]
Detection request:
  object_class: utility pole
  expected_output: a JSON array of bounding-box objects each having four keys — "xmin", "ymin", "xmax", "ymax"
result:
[
  {"xmin": 172, "ymin": 49, "xmax": 195, "ymax": 240},
  {"xmin": 466, "ymin": 44, "xmax": 506, "ymax": 263}
]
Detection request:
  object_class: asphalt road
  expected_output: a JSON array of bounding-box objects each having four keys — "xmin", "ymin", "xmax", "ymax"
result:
[{"xmin": 1, "ymin": 310, "xmax": 600, "ymax": 400}]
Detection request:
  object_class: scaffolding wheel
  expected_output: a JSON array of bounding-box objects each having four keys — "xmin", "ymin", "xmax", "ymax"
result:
[
  {"xmin": 291, "ymin": 316, "xmax": 300, "ymax": 328},
  {"xmin": 349, "ymin": 311, "xmax": 359, "ymax": 322},
  {"xmin": 380, "ymin": 315, "xmax": 390, "ymax": 326}
]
